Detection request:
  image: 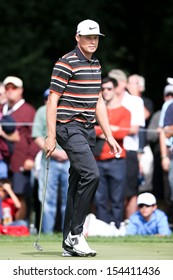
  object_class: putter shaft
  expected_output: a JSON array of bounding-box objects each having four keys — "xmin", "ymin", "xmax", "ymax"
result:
[{"xmin": 33, "ymin": 157, "xmax": 50, "ymax": 251}]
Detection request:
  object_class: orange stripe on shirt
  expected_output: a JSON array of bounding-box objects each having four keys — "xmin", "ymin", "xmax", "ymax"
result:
[
  {"xmin": 52, "ymin": 75, "xmax": 68, "ymax": 84},
  {"xmin": 58, "ymin": 106, "xmax": 95, "ymax": 112},
  {"xmin": 63, "ymin": 92, "xmax": 99, "ymax": 98},
  {"xmin": 55, "ymin": 61, "xmax": 72, "ymax": 71}
]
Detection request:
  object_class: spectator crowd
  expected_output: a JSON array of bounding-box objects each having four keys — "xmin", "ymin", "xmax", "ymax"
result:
[{"xmin": 0, "ymin": 72, "xmax": 173, "ymax": 236}]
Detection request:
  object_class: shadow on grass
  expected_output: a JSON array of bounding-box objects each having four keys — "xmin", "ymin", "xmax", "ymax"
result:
[{"xmin": 21, "ymin": 251, "xmax": 62, "ymax": 257}]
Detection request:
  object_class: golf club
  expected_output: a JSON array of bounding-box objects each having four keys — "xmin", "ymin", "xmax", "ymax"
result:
[{"xmin": 33, "ymin": 157, "xmax": 50, "ymax": 251}]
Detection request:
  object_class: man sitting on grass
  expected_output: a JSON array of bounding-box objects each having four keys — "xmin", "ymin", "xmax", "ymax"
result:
[{"xmin": 126, "ymin": 192, "xmax": 172, "ymax": 236}]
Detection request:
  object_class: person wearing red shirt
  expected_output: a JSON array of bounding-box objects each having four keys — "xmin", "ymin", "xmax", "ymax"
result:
[
  {"xmin": 94, "ymin": 77, "xmax": 131, "ymax": 228},
  {"xmin": 0, "ymin": 178, "xmax": 27, "ymax": 226}
]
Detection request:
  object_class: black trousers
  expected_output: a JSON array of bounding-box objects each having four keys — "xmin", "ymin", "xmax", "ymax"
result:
[{"xmin": 56, "ymin": 121, "xmax": 100, "ymax": 242}]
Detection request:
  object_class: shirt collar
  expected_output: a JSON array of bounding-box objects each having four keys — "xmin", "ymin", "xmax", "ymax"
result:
[{"xmin": 75, "ymin": 46, "xmax": 96, "ymax": 62}]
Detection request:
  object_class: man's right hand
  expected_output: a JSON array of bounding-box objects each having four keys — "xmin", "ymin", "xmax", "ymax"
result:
[{"xmin": 44, "ymin": 136, "xmax": 56, "ymax": 158}]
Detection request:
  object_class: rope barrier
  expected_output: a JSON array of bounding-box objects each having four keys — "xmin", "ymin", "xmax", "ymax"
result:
[{"xmin": 1, "ymin": 122, "xmax": 173, "ymax": 133}]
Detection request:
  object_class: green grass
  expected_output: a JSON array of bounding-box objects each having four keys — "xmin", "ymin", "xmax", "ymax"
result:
[{"xmin": 0, "ymin": 233, "xmax": 173, "ymax": 260}]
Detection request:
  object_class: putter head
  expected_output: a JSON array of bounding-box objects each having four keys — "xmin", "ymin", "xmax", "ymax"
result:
[{"xmin": 33, "ymin": 242, "xmax": 43, "ymax": 251}]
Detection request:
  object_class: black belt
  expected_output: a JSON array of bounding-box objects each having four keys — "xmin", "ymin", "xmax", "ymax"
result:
[
  {"xmin": 57, "ymin": 120, "xmax": 95, "ymax": 129},
  {"xmin": 126, "ymin": 150, "xmax": 137, "ymax": 154}
]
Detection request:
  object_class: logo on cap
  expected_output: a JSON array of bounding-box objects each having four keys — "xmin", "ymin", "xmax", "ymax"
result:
[{"xmin": 89, "ymin": 27, "xmax": 97, "ymax": 30}]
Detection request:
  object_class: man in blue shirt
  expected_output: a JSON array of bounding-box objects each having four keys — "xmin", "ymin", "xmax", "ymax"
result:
[
  {"xmin": 164, "ymin": 101, "xmax": 173, "ymax": 139},
  {"xmin": 163, "ymin": 102, "xmax": 173, "ymax": 205},
  {"xmin": 126, "ymin": 192, "xmax": 172, "ymax": 235}
]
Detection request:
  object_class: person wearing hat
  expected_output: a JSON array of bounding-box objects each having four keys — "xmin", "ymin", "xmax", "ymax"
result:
[
  {"xmin": 0, "ymin": 76, "xmax": 40, "ymax": 224},
  {"xmin": 126, "ymin": 192, "xmax": 172, "ymax": 235},
  {"xmin": 159, "ymin": 84, "xmax": 173, "ymax": 129},
  {"xmin": 32, "ymin": 89, "xmax": 70, "ymax": 234},
  {"xmin": 0, "ymin": 83, "xmax": 7, "ymax": 105},
  {"xmin": 164, "ymin": 99, "xmax": 173, "ymax": 138},
  {"xmin": 45, "ymin": 19, "xmax": 122, "ymax": 257}
]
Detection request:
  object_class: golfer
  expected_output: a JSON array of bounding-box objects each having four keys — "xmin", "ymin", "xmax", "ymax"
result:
[{"xmin": 45, "ymin": 19, "xmax": 122, "ymax": 257}]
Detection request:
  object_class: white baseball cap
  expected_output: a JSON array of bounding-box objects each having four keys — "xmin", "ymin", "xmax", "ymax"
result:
[
  {"xmin": 163, "ymin": 84, "xmax": 173, "ymax": 96},
  {"xmin": 76, "ymin": 19, "xmax": 105, "ymax": 36},
  {"xmin": 108, "ymin": 69, "xmax": 127, "ymax": 81},
  {"xmin": 3, "ymin": 76, "xmax": 23, "ymax": 88},
  {"xmin": 167, "ymin": 77, "xmax": 173, "ymax": 85},
  {"xmin": 137, "ymin": 192, "xmax": 156, "ymax": 206}
]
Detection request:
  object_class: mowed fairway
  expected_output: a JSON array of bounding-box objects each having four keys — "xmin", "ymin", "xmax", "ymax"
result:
[{"xmin": 0, "ymin": 234, "xmax": 173, "ymax": 260}]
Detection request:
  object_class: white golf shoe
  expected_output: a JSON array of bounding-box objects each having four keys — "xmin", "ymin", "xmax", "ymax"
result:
[{"xmin": 64, "ymin": 232, "xmax": 97, "ymax": 257}]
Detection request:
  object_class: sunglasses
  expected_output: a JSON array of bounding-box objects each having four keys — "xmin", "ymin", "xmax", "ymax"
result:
[
  {"xmin": 101, "ymin": 87, "xmax": 113, "ymax": 91},
  {"xmin": 138, "ymin": 204, "xmax": 154, "ymax": 208},
  {"xmin": 5, "ymin": 85, "xmax": 18, "ymax": 90}
]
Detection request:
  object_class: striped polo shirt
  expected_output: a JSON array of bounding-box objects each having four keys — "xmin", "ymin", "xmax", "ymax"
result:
[{"xmin": 50, "ymin": 47, "xmax": 102, "ymax": 124}]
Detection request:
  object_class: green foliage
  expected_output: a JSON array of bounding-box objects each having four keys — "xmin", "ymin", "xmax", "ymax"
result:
[{"xmin": 0, "ymin": 233, "xmax": 172, "ymax": 243}]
